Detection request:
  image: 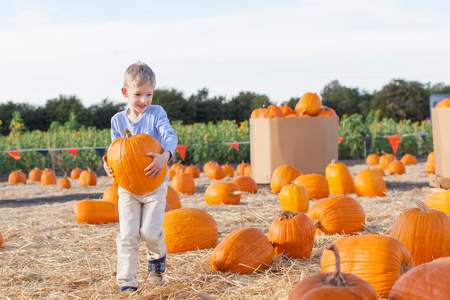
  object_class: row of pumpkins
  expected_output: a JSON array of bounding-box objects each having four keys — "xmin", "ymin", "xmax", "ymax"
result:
[
  {"xmin": 250, "ymin": 92, "xmax": 338, "ymax": 119},
  {"xmin": 7, "ymin": 167, "xmax": 98, "ymax": 188}
]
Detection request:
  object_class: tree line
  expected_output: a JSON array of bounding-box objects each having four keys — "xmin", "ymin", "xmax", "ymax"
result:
[{"xmin": 1, "ymin": 79, "xmax": 449, "ymax": 136}]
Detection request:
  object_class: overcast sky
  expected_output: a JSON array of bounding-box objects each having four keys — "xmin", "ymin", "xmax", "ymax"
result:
[{"xmin": 1, "ymin": 0, "xmax": 449, "ymax": 107}]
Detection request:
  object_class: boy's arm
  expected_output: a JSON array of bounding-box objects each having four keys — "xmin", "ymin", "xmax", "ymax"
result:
[{"xmin": 144, "ymin": 150, "xmax": 171, "ymax": 178}]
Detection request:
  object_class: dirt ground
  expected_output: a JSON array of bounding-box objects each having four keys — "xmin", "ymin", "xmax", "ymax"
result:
[{"xmin": 0, "ymin": 158, "xmax": 439, "ymax": 299}]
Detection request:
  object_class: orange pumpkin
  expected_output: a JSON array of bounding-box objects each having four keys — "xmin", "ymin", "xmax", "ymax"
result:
[
  {"xmin": 354, "ymin": 169, "xmax": 386, "ymax": 197},
  {"xmin": 370, "ymin": 166, "xmax": 385, "ymax": 176},
  {"xmin": 400, "ymin": 154, "xmax": 417, "ymax": 165},
  {"xmin": 388, "ymin": 160, "xmax": 406, "ymax": 175},
  {"xmin": 211, "ymin": 227, "xmax": 273, "ymax": 274},
  {"xmin": 321, "ymin": 234, "xmax": 414, "ymax": 298},
  {"xmin": 325, "ymin": 160, "xmax": 355, "ymax": 195},
  {"xmin": 251, "ymin": 105, "xmax": 285, "ymax": 118},
  {"xmin": 425, "ymin": 160, "xmax": 435, "ymax": 174},
  {"xmin": 294, "ymin": 92, "xmax": 322, "ymax": 116},
  {"xmin": 270, "ymin": 164, "xmax": 302, "ymax": 194},
  {"xmin": 79, "ymin": 169, "xmax": 98, "ymax": 186},
  {"xmin": 162, "ymin": 208, "xmax": 218, "ymax": 253},
  {"xmin": 102, "ymin": 186, "xmax": 119, "ymax": 205},
  {"xmin": 167, "ymin": 169, "xmax": 176, "ymax": 181},
  {"xmin": 293, "ymin": 173, "xmax": 329, "ymax": 200},
  {"xmin": 316, "ymin": 106, "xmax": 338, "ymax": 117},
  {"xmin": 390, "ymin": 201, "xmax": 450, "ymax": 265},
  {"xmin": 425, "ymin": 189, "xmax": 450, "ymax": 215},
  {"xmin": 268, "ymin": 211, "xmax": 314, "ymax": 258},
  {"xmin": 308, "ymin": 195, "xmax": 365, "ymax": 235},
  {"xmin": 243, "ymin": 165, "xmax": 252, "ymax": 177},
  {"xmin": 279, "ymin": 105, "xmax": 294, "ymax": 116},
  {"xmin": 427, "ymin": 152, "xmax": 435, "ymax": 162},
  {"xmin": 73, "ymin": 200, "xmax": 119, "ymax": 224},
  {"xmin": 232, "ymin": 176, "xmax": 258, "ymax": 194},
  {"xmin": 279, "ymin": 184, "xmax": 309, "ymax": 213},
  {"xmin": 435, "ymin": 98, "xmax": 450, "ymax": 108},
  {"xmin": 41, "ymin": 169, "xmax": 57, "ymax": 186},
  {"xmin": 185, "ymin": 165, "xmax": 200, "ymax": 178},
  {"xmin": 106, "ymin": 128, "xmax": 167, "ymax": 195},
  {"xmin": 221, "ymin": 163, "xmax": 234, "ymax": 178},
  {"xmin": 379, "ymin": 153, "xmax": 396, "ymax": 170},
  {"xmin": 389, "ymin": 261, "xmax": 450, "ymax": 300},
  {"xmin": 205, "ymin": 181, "xmax": 242, "ymax": 205},
  {"xmin": 28, "ymin": 167, "xmax": 43, "ymax": 182},
  {"xmin": 0, "ymin": 231, "xmax": 3, "ymax": 247},
  {"xmin": 236, "ymin": 161, "xmax": 250, "ymax": 176},
  {"xmin": 289, "ymin": 244, "xmax": 377, "ymax": 300},
  {"xmin": 70, "ymin": 167, "xmax": 83, "ymax": 179},
  {"xmin": 207, "ymin": 163, "xmax": 226, "ymax": 180},
  {"xmin": 203, "ymin": 160, "xmax": 218, "ymax": 174},
  {"xmin": 169, "ymin": 163, "xmax": 186, "ymax": 174},
  {"xmin": 8, "ymin": 170, "xmax": 27, "ymax": 184},
  {"xmin": 166, "ymin": 185, "xmax": 181, "ymax": 210},
  {"xmin": 366, "ymin": 154, "xmax": 380, "ymax": 166},
  {"xmin": 171, "ymin": 170, "xmax": 195, "ymax": 195},
  {"xmin": 58, "ymin": 177, "xmax": 71, "ymax": 189}
]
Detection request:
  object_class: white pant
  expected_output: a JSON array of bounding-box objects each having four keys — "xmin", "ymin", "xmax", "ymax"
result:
[{"xmin": 116, "ymin": 182, "xmax": 168, "ymax": 288}]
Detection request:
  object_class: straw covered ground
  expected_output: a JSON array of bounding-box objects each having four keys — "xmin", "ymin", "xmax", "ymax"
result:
[{"xmin": 0, "ymin": 158, "xmax": 435, "ymax": 299}]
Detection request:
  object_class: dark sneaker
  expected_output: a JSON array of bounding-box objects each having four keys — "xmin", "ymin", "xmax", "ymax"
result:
[
  {"xmin": 120, "ymin": 286, "xmax": 138, "ymax": 292},
  {"xmin": 148, "ymin": 255, "xmax": 166, "ymax": 281}
]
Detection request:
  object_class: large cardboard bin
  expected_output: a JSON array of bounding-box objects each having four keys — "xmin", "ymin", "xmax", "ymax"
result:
[
  {"xmin": 250, "ymin": 117, "xmax": 339, "ymax": 184},
  {"xmin": 430, "ymin": 107, "xmax": 450, "ymax": 189}
]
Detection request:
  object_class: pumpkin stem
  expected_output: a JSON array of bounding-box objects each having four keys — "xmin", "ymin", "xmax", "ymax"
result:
[
  {"xmin": 415, "ymin": 201, "xmax": 429, "ymax": 212},
  {"xmin": 330, "ymin": 159, "xmax": 337, "ymax": 166},
  {"xmin": 313, "ymin": 219, "xmax": 321, "ymax": 230},
  {"xmin": 401, "ymin": 261, "xmax": 413, "ymax": 274},
  {"xmin": 323, "ymin": 244, "xmax": 350, "ymax": 287},
  {"xmin": 231, "ymin": 190, "xmax": 246, "ymax": 196},
  {"xmin": 124, "ymin": 128, "xmax": 132, "ymax": 138},
  {"xmin": 279, "ymin": 210, "xmax": 296, "ymax": 220}
]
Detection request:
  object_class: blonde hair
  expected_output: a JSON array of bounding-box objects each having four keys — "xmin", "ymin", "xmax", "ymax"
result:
[{"xmin": 124, "ymin": 61, "xmax": 156, "ymax": 88}]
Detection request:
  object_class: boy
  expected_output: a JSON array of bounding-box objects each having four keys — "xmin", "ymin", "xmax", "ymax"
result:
[{"xmin": 103, "ymin": 61, "xmax": 178, "ymax": 292}]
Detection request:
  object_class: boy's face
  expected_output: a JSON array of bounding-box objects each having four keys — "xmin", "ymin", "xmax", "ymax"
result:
[{"xmin": 121, "ymin": 83, "xmax": 155, "ymax": 114}]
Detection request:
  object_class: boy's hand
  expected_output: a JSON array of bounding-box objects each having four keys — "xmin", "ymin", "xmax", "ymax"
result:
[
  {"xmin": 102, "ymin": 155, "xmax": 114, "ymax": 180},
  {"xmin": 145, "ymin": 151, "xmax": 170, "ymax": 178}
]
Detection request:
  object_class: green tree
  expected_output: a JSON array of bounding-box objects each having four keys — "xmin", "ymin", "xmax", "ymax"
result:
[
  {"xmin": 153, "ymin": 88, "xmax": 187, "ymax": 122},
  {"xmin": 321, "ymin": 80, "xmax": 367, "ymax": 117},
  {"xmin": 427, "ymin": 82, "xmax": 450, "ymax": 94},
  {"xmin": 225, "ymin": 91, "xmax": 270, "ymax": 122},
  {"xmin": 88, "ymin": 98, "xmax": 126, "ymax": 129},
  {"xmin": 44, "ymin": 95, "xmax": 88, "ymax": 126},
  {"xmin": 371, "ymin": 79, "xmax": 429, "ymax": 121}
]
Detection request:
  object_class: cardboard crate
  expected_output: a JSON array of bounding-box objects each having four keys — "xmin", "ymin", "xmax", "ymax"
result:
[
  {"xmin": 250, "ymin": 117, "xmax": 339, "ymax": 184},
  {"xmin": 430, "ymin": 107, "xmax": 450, "ymax": 189}
]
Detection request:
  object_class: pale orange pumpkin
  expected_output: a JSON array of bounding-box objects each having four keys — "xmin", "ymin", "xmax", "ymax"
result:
[
  {"xmin": 207, "ymin": 163, "xmax": 226, "ymax": 180},
  {"xmin": 325, "ymin": 160, "xmax": 355, "ymax": 195},
  {"xmin": 232, "ymin": 176, "xmax": 258, "ymax": 194},
  {"xmin": 400, "ymin": 154, "xmax": 417, "ymax": 165},
  {"xmin": 279, "ymin": 184, "xmax": 309, "ymax": 213},
  {"xmin": 388, "ymin": 161, "xmax": 406, "ymax": 175},
  {"xmin": 243, "ymin": 165, "xmax": 252, "ymax": 177},
  {"xmin": 390, "ymin": 201, "xmax": 450, "ymax": 265},
  {"xmin": 79, "ymin": 169, "xmax": 97, "ymax": 186},
  {"xmin": 425, "ymin": 160, "xmax": 435, "ymax": 174},
  {"xmin": 294, "ymin": 92, "xmax": 322, "ymax": 116},
  {"xmin": 73, "ymin": 200, "xmax": 119, "ymax": 224},
  {"xmin": 171, "ymin": 170, "xmax": 195, "ymax": 195},
  {"xmin": 8, "ymin": 170, "xmax": 27, "ymax": 184},
  {"xmin": 70, "ymin": 167, "xmax": 83, "ymax": 179},
  {"xmin": 211, "ymin": 227, "xmax": 273, "ymax": 274},
  {"xmin": 379, "ymin": 153, "xmax": 396, "ymax": 170},
  {"xmin": 204, "ymin": 181, "xmax": 242, "ymax": 205},
  {"xmin": 166, "ymin": 185, "xmax": 181, "ymax": 210},
  {"xmin": 185, "ymin": 165, "xmax": 200, "ymax": 178},
  {"xmin": 425, "ymin": 189, "xmax": 450, "ymax": 215},
  {"xmin": 106, "ymin": 128, "xmax": 167, "ymax": 195},
  {"xmin": 221, "ymin": 163, "xmax": 234, "ymax": 178},
  {"xmin": 41, "ymin": 169, "xmax": 57, "ymax": 186},
  {"xmin": 293, "ymin": 173, "xmax": 329, "ymax": 200},
  {"xmin": 162, "ymin": 208, "xmax": 218, "ymax": 253},
  {"xmin": 270, "ymin": 164, "xmax": 302, "ymax": 194},
  {"xmin": 366, "ymin": 154, "xmax": 380, "ymax": 166},
  {"xmin": 370, "ymin": 166, "xmax": 385, "ymax": 176},
  {"xmin": 28, "ymin": 167, "xmax": 43, "ymax": 182},
  {"xmin": 203, "ymin": 160, "xmax": 218, "ymax": 174},
  {"xmin": 321, "ymin": 234, "xmax": 414, "ymax": 298},
  {"xmin": 102, "ymin": 186, "xmax": 119, "ymax": 205},
  {"xmin": 236, "ymin": 161, "xmax": 250, "ymax": 176},
  {"xmin": 58, "ymin": 176, "xmax": 71, "ymax": 189},
  {"xmin": 169, "ymin": 163, "xmax": 186, "ymax": 174},
  {"xmin": 308, "ymin": 195, "xmax": 365, "ymax": 235},
  {"xmin": 354, "ymin": 169, "xmax": 386, "ymax": 197},
  {"xmin": 167, "ymin": 169, "xmax": 176, "ymax": 181},
  {"xmin": 268, "ymin": 210, "xmax": 315, "ymax": 258}
]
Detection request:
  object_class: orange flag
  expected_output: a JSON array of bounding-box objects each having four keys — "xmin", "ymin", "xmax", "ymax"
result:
[
  {"xmin": 176, "ymin": 145, "xmax": 187, "ymax": 161},
  {"xmin": 338, "ymin": 137, "xmax": 344, "ymax": 144},
  {"xmin": 65, "ymin": 148, "xmax": 78, "ymax": 157},
  {"xmin": 227, "ymin": 143, "xmax": 239, "ymax": 151},
  {"xmin": 387, "ymin": 135, "xmax": 401, "ymax": 154},
  {"xmin": 7, "ymin": 151, "xmax": 20, "ymax": 160}
]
